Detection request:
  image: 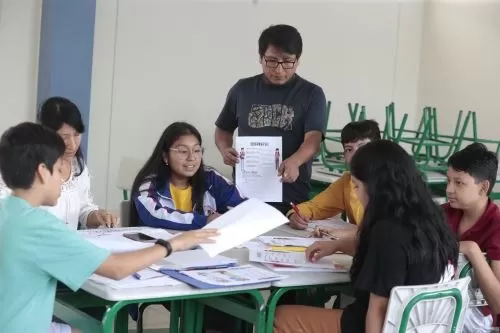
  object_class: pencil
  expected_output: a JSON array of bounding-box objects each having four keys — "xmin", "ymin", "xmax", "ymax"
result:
[{"xmin": 290, "ymin": 202, "xmax": 302, "ymax": 217}]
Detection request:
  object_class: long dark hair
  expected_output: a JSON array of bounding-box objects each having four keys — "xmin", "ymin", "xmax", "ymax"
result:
[
  {"xmin": 37, "ymin": 97, "xmax": 86, "ymax": 176},
  {"xmin": 349, "ymin": 140, "xmax": 458, "ymax": 282},
  {"xmin": 129, "ymin": 122, "xmax": 206, "ymax": 226}
]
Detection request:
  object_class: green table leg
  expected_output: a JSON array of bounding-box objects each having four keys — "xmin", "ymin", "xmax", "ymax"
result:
[
  {"xmin": 265, "ymin": 287, "xmax": 295, "ymax": 333},
  {"xmin": 169, "ymin": 300, "xmax": 181, "ymax": 333},
  {"xmin": 182, "ymin": 299, "xmax": 197, "ymax": 333},
  {"xmin": 102, "ymin": 301, "xmax": 128, "ymax": 333},
  {"xmin": 194, "ymin": 290, "xmax": 267, "ymax": 333},
  {"xmin": 115, "ymin": 307, "xmax": 129, "ymax": 333},
  {"xmin": 193, "ymin": 301, "xmax": 204, "ymax": 333}
]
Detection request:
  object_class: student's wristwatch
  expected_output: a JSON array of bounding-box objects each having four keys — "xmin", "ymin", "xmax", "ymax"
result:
[{"xmin": 155, "ymin": 239, "xmax": 173, "ymax": 257}]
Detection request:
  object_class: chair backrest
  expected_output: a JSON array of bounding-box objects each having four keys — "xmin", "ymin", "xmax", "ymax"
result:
[
  {"xmin": 119, "ymin": 200, "xmax": 131, "ymax": 227},
  {"xmin": 457, "ymin": 253, "xmax": 488, "ymax": 307},
  {"xmin": 382, "ymin": 276, "xmax": 471, "ymax": 333}
]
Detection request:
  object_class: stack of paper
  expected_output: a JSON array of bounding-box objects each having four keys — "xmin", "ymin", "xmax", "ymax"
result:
[
  {"xmin": 249, "ymin": 247, "xmax": 350, "ymax": 273},
  {"xmin": 89, "ymin": 269, "xmax": 182, "ymax": 289},
  {"xmin": 257, "ymin": 236, "xmax": 318, "ymax": 247},
  {"xmin": 150, "ymin": 249, "xmax": 237, "ymax": 271}
]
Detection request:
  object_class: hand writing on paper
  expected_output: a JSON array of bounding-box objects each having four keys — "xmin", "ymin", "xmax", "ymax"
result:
[
  {"xmin": 306, "ymin": 240, "xmax": 340, "ymax": 262},
  {"xmin": 278, "ymin": 158, "xmax": 300, "ymax": 183},
  {"xmin": 169, "ymin": 229, "xmax": 220, "ymax": 252},
  {"xmin": 289, "ymin": 213, "xmax": 310, "ymax": 230},
  {"xmin": 88, "ymin": 210, "xmax": 119, "ymax": 228},
  {"xmin": 221, "ymin": 147, "xmax": 239, "ymax": 166}
]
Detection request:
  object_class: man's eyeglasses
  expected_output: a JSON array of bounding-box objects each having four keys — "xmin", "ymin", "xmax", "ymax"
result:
[
  {"xmin": 170, "ymin": 146, "xmax": 204, "ymax": 159},
  {"xmin": 263, "ymin": 56, "xmax": 297, "ymax": 70}
]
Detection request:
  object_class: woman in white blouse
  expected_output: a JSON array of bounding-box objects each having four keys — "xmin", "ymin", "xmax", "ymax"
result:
[{"xmin": 0, "ymin": 97, "xmax": 117, "ymax": 230}]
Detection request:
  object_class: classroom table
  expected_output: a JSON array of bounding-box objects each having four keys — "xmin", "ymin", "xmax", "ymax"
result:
[
  {"xmin": 54, "ymin": 224, "xmax": 353, "ymax": 333},
  {"xmin": 190, "ymin": 224, "xmax": 352, "ymax": 333},
  {"xmin": 55, "ymin": 227, "xmax": 274, "ymax": 333},
  {"xmin": 261, "ymin": 224, "xmax": 352, "ymax": 332},
  {"xmin": 56, "ymin": 275, "xmax": 271, "ymax": 333}
]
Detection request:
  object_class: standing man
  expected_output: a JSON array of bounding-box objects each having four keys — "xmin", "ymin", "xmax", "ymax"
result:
[{"xmin": 215, "ymin": 24, "xmax": 327, "ymax": 214}]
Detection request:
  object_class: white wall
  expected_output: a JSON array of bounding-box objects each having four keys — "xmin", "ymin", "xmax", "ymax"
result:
[
  {"xmin": 0, "ymin": 0, "xmax": 41, "ymax": 134},
  {"xmin": 418, "ymin": 1, "xmax": 500, "ymax": 141},
  {"xmin": 89, "ymin": 0, "xmax": 425, "ymax": 210}
]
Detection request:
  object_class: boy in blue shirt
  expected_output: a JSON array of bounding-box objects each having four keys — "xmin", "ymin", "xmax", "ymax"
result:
[{"xmin": 0, "ymin": 122, "xmax": 218, "ymax": 333}]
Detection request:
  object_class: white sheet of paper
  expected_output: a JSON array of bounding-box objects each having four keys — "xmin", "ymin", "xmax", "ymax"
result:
[
  {"xmin": 257, "ymin": 236, "xmax": 319, "ymax": 247},
  {"xmin": 199, "ymin": 198, "xmax": 288, "ymax": 257},
  {"xmin": 133, "ymin": 268, "xmax": 166, "ymax": 280},
  {"xmin": 249, "ymin": 248, "xmax": 350, "ymax": 271},
  {"xmin": 260, "ymin": 263, "xmax": 337, "ymax": 273},
  {"xmin": 180, "ymin": 264, "xmax": 285, "ymax": 287},
  {"xmin": 89, "ymin": 271, "xmax": 181, "ymax": 289},
  {"xmin": 150, "ymin": 250, "xmax": 237, "ymax": 270},
  {"xmin": 80, "ymin": 228, "xmax": 173, "ymax": 253},
  {"xmin": 235, "ymin": 136, "xmax": 282, "ymax": 202}
]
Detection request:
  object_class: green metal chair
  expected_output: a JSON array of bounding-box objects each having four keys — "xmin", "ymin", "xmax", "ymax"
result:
[
  {"xmin": 458, "ymin": 253, "xmax": 488, "ymax": 307},
  {"xmin": 382, "ymin": 277, "xmax": 471, "ymax": 333},
  {"xmin": 320, "ymin": 102, "xmax": 367, "ymax": 172}
]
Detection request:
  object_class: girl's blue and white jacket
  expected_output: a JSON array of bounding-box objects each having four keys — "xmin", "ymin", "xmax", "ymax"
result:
[{"xmin": 133, "ymin": 168, "xmax": 245, "ymax": 230}]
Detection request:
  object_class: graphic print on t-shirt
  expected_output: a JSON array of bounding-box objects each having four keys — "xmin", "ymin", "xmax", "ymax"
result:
[{"xmin": 248, "ymin": 104, "xmax": 295, "ymax": 130}]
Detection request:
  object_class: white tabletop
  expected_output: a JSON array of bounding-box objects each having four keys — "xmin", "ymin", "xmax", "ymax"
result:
[
  {"xmin": 81, "ymin": 278, "xmax": 271, "ymax": 302},
  {"xmin": 80, "ymin": 224, "xmax": 351, "ymax": 301},
  {"xmin": 222, "ymin": 244, "xmax": 351, "ymax": 288},
  {"xmin": 262, "ymin": 224, "xmax": 351, "ymax": 287}
]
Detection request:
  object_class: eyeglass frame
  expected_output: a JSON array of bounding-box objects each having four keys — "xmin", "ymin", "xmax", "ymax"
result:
[
  {"xmin": 262, "ymin": 56, "xmax": 297, "ymax": 70},
  {"xmin": 169, "ymin": 146, "xmax": 205, "ymax": 159}
]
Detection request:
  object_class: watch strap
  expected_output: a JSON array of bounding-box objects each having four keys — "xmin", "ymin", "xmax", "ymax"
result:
[{"xmin": 155, "ymin": 239, "xmax": 173, "ymax": 257}]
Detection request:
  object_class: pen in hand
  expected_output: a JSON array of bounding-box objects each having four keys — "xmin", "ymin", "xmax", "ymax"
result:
[
  {"xmin": 289, "ymin": 202, "xmax": 309, "ymax": 229},
  {"xmin": 315, "ymin": 227, "xmax": 341, "ymax": 240},
  {"xmin": 290, "ymin": 202, "xmax": 302, "ymax": 217}
]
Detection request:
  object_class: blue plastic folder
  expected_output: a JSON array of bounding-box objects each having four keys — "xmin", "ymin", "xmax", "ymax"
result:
[
  {"xmin": 161, "ymin": 269, "xmax": 233, "ymax": 289},
  {"xmin": 161, "ymin": 265, "xmax": 284, "ymax": 289},
  {"xmin": 158, "ymin": 262, "xmax": 238, "ymax": 289}
]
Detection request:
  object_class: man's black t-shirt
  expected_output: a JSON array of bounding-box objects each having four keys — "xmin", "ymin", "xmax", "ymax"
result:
[
  {"xmin": 341, "ymin": 220, "xmax": 447, "ymax": 332},
  {"xmin": 215, "ymin": 74, "xmax": 326, "ymax": 206}
]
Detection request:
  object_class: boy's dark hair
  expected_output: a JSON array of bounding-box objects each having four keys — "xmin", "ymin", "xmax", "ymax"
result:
[
  {"xmin": 448, "ymin": 143, "xmax": 498, "ymax": 194},
  {"xmin": 0, "ymin": 122, "xmax": 65, "ymax": 190},
  {"xmin": 258, "ymin": 24, "xmax": 303, "ymax": 58},
  {"xmin": 341, "ymin": 119, "xmax": 381, "ymax": 146}
]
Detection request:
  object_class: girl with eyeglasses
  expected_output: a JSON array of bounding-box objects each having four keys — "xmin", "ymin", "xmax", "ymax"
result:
[{"xmin": 130, "ymin": 122, "xmax": 245, "ymax": 230}]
